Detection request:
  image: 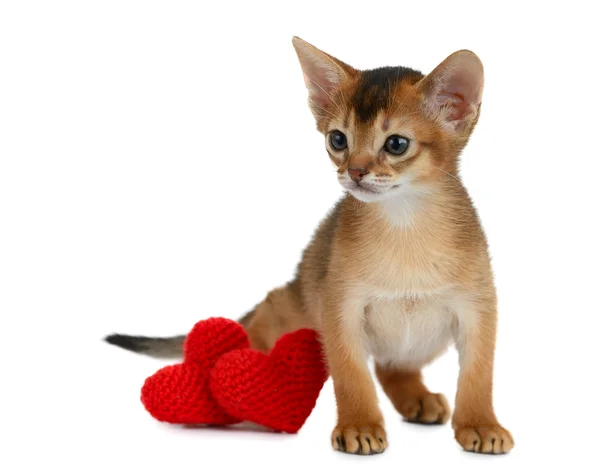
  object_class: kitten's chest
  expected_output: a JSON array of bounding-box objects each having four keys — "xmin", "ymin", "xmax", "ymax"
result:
[
  {"xmin": 363, "ymin": 292, "xmax": 457, "ymax": 367},
  {"xmin": 353, "ymin": 201, "xmax": 456, "ymax": 292},
  {"xmin": 359, "ymin": 234, "xmax": 451, "ymax": 293}
]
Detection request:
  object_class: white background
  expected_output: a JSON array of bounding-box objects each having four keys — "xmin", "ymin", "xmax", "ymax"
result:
[{"xmin": 1, "ymin": 1, "xmax": 599, "ymax": 466}]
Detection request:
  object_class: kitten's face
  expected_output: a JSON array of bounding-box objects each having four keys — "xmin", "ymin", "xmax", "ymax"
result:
[
  {"xmin": 292, "ymin": 38, "xmax": 484, "ymax": 203},
  {"xmin": 323, "ymin": 68, "xmax": 440, "ymax": 203}
]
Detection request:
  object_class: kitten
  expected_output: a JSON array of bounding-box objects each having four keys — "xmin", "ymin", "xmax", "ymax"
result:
[{"xmin": 106, "ymin": 36, "xmax": 513, "ymax": 455}]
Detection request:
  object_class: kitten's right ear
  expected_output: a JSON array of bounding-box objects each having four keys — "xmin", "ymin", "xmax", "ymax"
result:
[
  {"xmin": 416, "ymin": 50, "xmax": 484, "ymax": 134},
  {"xmin": 292, "ymin": 36, "xmax": 355, "ymax": 120}
]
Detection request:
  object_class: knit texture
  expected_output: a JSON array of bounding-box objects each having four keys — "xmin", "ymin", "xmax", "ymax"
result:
[
  {"xmin": 209, "ymin": 328, "xmax": 329, "ymax": 433},
  {"xmin": 140, "ymin": 317, "xmax": 249, "ymax": 425}
]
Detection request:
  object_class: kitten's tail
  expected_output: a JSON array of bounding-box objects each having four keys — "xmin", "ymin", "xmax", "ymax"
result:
[
  {"xmin": 103, "ymin": 310, "xmax": 256, "ymax": 359},
  {"xmin": 104, "ymin": 333, "xmax": 186, "ymax": 359}
]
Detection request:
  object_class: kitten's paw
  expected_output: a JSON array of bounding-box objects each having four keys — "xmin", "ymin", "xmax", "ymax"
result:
[
  {"xmin": 401, "ymin": 393, "xmax": 450, "ymax": 424},
  {"xmin": 455, "ymin": 425, "xmax": 514, "ymax": 454},
  {"xmin": 331, "ymin": 424, "xmax": 388, "ymax": 455}
]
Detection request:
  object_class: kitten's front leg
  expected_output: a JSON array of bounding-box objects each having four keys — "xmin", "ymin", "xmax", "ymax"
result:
[
  {"xmin": 452, "ymin": 299, "xmax": 514, "ymax": 454},
  {"xmin": 322, "ymin": 290, "xmax": 387, "ymax": 455}
]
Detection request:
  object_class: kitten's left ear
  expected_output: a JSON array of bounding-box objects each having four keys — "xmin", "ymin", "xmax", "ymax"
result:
[
  {"xmin": 292, "ymin": 36, "xmax": 356, "ymax": 121},
  {"xmin": 416, "ymin": 50, "xmax": 484, "ymax": 133}
]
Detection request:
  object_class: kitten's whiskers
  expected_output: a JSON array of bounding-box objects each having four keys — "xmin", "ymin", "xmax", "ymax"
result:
[{"xmin": 433, "ymin": 166, "xmax": 461, "ymax": 183}]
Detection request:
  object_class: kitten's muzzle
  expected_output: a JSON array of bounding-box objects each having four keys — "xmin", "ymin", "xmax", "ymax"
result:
[{"xmin": 348, "ymin": 167, "xmax": 369, "ymax": 183}]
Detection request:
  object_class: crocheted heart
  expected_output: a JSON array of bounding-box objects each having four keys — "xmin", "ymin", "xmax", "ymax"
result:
[
  {"xmin": 141, "ymin": 317, "xmax": 249, "ymax": 425},
  {"xmin": 209, "ymin": 328, "xmax": 328, "ymax": 433}
]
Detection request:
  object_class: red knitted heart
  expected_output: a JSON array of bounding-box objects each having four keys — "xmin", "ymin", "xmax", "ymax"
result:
[
  {"xmin": 209, "ymin": 328, "xmax": 329, "ymax": 433},
  {"xmin": 141, "ymin": 317, "xmax": 249, "ymax": 425}
]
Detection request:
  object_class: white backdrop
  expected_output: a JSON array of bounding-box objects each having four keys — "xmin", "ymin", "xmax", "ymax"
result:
[{"xmin": 1, "ymin": 1, "xmax": 599, "ymax": 467}]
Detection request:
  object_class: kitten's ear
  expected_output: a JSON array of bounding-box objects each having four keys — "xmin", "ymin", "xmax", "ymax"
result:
[
  {"xmin": 416, "ymin": 50, "xmax": 484, "ymax": 133},
  {"xmin": 292, "ymin": 36, "xmax": 355, "ymax": 120}
]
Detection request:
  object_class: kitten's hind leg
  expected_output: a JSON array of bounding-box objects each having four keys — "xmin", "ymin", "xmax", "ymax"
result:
[
  {"xmin": 240, "ymin": 279, "xmax": 313, "ymax": 352},
  {"xmin": 375, "ymin": 365, "xmax": 451, "ymax": 425}
]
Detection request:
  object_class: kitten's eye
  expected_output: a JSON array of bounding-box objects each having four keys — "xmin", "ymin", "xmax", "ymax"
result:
[
  {"xmin": 329, "ymin": 131, "xmax": 347, "ymax": 151},
  {"xmin": 384, "ymin": 135, "xmax": 409, "ymax": 156}
]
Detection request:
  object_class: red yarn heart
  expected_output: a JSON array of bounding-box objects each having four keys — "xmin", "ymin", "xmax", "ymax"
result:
[
  {"xmin": 209, "ymin": 328, "xmax": 329, "ymax": 433},
  {"xmin": 141, "ymin": 317, "xmax": 249, "ymax": 425}
]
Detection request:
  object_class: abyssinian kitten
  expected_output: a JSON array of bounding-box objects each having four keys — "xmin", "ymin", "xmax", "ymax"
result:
[{"xmin": 106, "ymin": 37, "xmax": 513, "ymax": 455}]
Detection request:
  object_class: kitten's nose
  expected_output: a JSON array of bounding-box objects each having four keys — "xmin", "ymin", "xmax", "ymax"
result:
[{"xmin": 348, "ymin": 167, "xmax": 368, "ymax": 183}]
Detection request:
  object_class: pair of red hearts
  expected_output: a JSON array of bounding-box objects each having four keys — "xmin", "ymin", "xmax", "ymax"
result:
[{"xmin": 141, "ymin": 317, "xmax": 329, "ymax": 434}]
